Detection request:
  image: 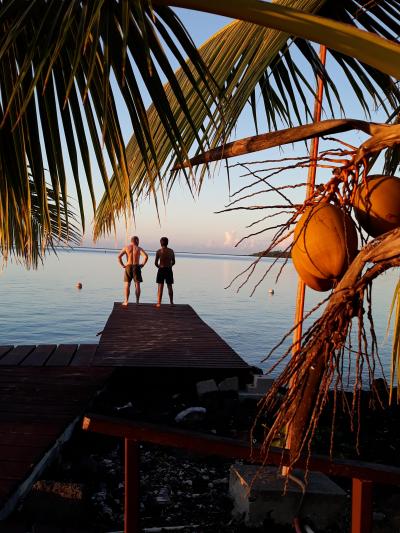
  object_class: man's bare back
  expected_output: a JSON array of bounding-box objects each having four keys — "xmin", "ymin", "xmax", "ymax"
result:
[
  {"xmin": 155, "ymin": 246, "xmax": 175, "ymax": 268},
  {"xmin": 118, "ymin": 236, "xmax": 148, "ymax": 305},
  {"xmin": 123, "ymin": 243, "xmax": 142, "ymax": 266}
]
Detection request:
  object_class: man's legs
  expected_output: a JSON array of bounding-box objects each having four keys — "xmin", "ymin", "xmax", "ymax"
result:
[
  {"xmin": 167, "ymin": 283, "xmax": 174, "ymax": 305},
  {"xmin": 135, "ymin": 281, "xmax": 141, "ymax": 304},
  {"xmin": 123, "ymin": 281, "xmax": 130, "ymax": 306},
  {"xmin": 156, "ymin": 282, "xmax": 164, "ymax": 307}
]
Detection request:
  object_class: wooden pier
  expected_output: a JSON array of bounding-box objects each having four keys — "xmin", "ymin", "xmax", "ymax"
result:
[
  {"xmin": 0, "ymin": 343, "xmax": 97, "ymax": 367},
  {"xmin": 96, "ymin": 303, "xmax": 250, "ymax": 369},
  {"xmin": 0, "ymin": 366, "xmax": 111, "ymax": 519},
  {"xmin": 0, "ymin": 303, "xmax": 249, "ymax": 520}
]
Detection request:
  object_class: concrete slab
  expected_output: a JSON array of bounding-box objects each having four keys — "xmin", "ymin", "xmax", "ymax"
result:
[
  {"xmin": 250, "ymin": 376, "xmax": 274, "ymax": 394},
  {"xmin": 239, "ymin": 376, "xmax": 274, "ymax": 401},
  {"xmin": 196, "ymin": 378, "xmax": 218, "ymax": 398},
  {"xmin": 229, "ymin": 464, "xmax": 347, "ymax": 530},
  {"xmin": 218, "ymin": 376, "xmax": 239, "ymax": 392}
]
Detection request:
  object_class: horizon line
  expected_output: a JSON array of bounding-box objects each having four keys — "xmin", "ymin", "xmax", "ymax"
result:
[{"xmin": 55, "ymin": 245, "xmax": 255, "ymax": 258}]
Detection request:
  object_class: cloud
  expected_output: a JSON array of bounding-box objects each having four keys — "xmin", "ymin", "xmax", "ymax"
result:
[{"xmin": 223, "ymin": 230, "xmax": 237, "ymax": 247}]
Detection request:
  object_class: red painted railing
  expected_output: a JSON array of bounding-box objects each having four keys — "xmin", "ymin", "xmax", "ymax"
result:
[{"xmin": 83, "ymin": 414, "xmax": 400, "ymax": 533}]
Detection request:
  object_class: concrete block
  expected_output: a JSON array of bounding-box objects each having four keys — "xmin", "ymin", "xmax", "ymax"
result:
[
  {"xmin": 229, "ymin": 464, "xmax": 347, "ymax": 530},
  {"xmin": 218, "ymin": 376, "xmax": 239, "ymax": 393},
  {"xmin": 251, "ymin": 376, "xmax": 274, "ymax": 394},
  {"xmin": 196, "ymin": 379, "xmax": 218, "ymax": 398},
  {"xmin": 239, "ymin": 376, "xmax": 274, "ymax": 401}
]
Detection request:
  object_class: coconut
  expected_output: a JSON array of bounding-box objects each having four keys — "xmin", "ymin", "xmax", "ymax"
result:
[
  {"xmin": 353, "ymin": 175, "xmax": 400, "ymax": 237},
  {"xmin": 292, "ymin": 203, "xmax": 358, "ymax": 283},
  {"xmin": 292, "ymin": 258, "xmax": 334, "ymax": 292}
]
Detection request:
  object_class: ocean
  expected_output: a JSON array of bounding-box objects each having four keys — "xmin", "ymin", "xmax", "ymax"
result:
[{"xmin": 0, "ymin": 249, "xmax": 397, "ymax": 385}]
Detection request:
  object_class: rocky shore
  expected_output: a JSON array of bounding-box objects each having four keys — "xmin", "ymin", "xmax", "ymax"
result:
[{"xmin": 3, "ymin": 372, "xmax": 400, "ymax": 532}]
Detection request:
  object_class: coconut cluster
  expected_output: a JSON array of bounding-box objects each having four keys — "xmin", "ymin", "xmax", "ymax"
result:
[{"xmin": 292, "ymin": 175, "xmax": 400, "ymax": 291}]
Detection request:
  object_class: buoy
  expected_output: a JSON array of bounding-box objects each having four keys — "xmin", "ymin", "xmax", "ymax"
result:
[
  {"xmin": 268, "ymin": 288, "xmax": 274, "ymax": 294},
  {"xmin": 76, "ymin": 282, "xmax": 83, "ymax": 289}
]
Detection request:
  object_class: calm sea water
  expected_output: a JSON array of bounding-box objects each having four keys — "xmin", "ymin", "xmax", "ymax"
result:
[{"xmin": 0, "ymin": 250, "xmax": 397, "ymax": 383}]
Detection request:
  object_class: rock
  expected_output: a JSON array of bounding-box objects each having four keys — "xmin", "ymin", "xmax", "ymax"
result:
[{"xmin": 155, "ymin": 487, "xmax": 171, "ymax": 506}]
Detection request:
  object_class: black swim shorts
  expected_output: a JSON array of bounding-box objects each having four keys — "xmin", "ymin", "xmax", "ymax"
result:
[
  {"xmin": 156, "ymin": 266, "xmax": 174, "ymax": 284},
  {"xmin": 124, "ymin": 265, "xmax": 142, "ymax": 283}
]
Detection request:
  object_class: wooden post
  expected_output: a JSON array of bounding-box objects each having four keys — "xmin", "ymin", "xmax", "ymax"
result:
[
  {"xmin": 351, "ymin": 478, "xmax": 373, "ymax": 533},
  {"xmin": 125, "ymin": 438, "xmax": 140, "ymax": 533},
  {"xmin": 292, "ymin": 43, "xmax": 327, "ymax": 360},
  {"xmin": 285, "ymin": 44, "xmax": 327, "ymax": 462}
]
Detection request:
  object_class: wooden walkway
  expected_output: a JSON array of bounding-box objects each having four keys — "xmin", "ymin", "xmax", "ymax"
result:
[
  {"xmin": 0, "ymin": 366, "xmax": 111, "ymax": 519},
  {"xmin": 0, "ymin": 344, "xmax": 97, "ymax": 367},
  {"xmin": 0, "ymin": 303, "xmax": 249, "ymax": 520},
  {"xmin": 95, "ymin": 303, "xmax": 250, "ymax": 368}
]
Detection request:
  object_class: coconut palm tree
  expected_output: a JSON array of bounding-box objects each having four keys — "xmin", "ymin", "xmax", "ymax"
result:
[
  {"xmin": 90, "ymin": 2, "xmax": 400, "ymax": 465},
  {"xmin": 0, "ymin": 0, "xmax": 217, "ymax": 266},
  {"xmin": 94, "ymin": 0, "xmax": 400, "ymax": 238},
  {"xmin": 2, "ymin": 0, "xmax": 400, "ymax": 267},
  {"xmin": 3, "ymin": 0, "xmax": 400, "ymax": 476}
]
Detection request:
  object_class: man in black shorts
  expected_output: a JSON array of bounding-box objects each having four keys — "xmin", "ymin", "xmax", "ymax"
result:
[
  {"xmin": 155, "ymin": 237, "xmax": 175, "ymax": 307},
  {"xmin": 118, "ymin": 236, "xmax": 148, "ymax": 305}
]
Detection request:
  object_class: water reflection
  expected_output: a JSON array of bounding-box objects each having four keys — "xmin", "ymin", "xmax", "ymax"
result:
[{"xmin": 0, "ymin": 250, "xmax": 397, "ymax": 385}]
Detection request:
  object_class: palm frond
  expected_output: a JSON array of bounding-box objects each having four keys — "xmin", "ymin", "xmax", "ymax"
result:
[
  {"xmin": 94, "ymin": 0, "xmax": 329, "ymax": 238},
  {"xmin": 95, "ymin": 0, "xmax": 400, "ymax": 239},
  {"xmin": 1, "ymin": 176, "xmax": 81, "ymax": 269},
  {"xmin": 163, "ymin": 0, "xmax": 400, "ymax": 77},
  {"xmin": 0, "ymin": 0, "xmax": 216, "ymax": 263},
  {"xmin": 387, "ymin": 278, "xmax": 400, "ymax": 404}
]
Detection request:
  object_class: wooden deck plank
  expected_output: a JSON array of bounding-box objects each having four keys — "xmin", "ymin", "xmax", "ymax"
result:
[
  {"xmin": 0, "ymin": 367, "xmax": 112, "ymax": 518},
  {"xmin": 70, "ymin": 344, "xmax": 98, "ymax": 366},
  {"xmin": 0, "ymin": 347, "xmax": 13, "ymax": 361},
  {"xmin": 0, "ymin": 446, "xmax": 45, "ymax": 462},
  {"xmin": 95, "ymin": 303, "xmax": 249, "ymax": 369},
  {"xmin": 20, "ymin": 345, "xmax": 57, "ymax": 366},
  {"xmin": 0, "ymin": 346, "xmax": 35, "ymax": 366},
  {"xmin": 46, "ymin": 344, "xmax": 78, "ymax": 366},
  {"xmin": 0, "ymin": 462, "xmax": 36, "ymax": 480}
]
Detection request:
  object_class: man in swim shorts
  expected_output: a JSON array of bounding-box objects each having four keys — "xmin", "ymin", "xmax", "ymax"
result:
[
  {"xmin": 118, "ymin": 236, "xmax": 148, "ymax": 305},
  {"xmin": 155, "ymin": 237, "xmax": 175, "ymax": 307}
]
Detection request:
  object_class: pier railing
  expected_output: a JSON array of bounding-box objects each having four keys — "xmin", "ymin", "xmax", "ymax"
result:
[{"xmin": 83, "ymin": 414, "xmax": 400, "ymax": 533}]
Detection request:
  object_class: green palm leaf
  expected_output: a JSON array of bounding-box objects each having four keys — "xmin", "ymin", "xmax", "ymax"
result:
[
  {"xmin": 163, "ymin": 0, "xmax": 400, "ymax": 78},
  {"xmin": 0, "ymin": 174, "xmax": 81, "ymax": 268},
  {"xmin": 387, "ymin": 279, "xmax": 400, "ymax": 404},
  {"xmin": 0, "ymin": 0, "xmax": 216, "ymax": 266},
  {"xmin": 94, "ymin": 0, "xmax": 400, "ymax": 239}
]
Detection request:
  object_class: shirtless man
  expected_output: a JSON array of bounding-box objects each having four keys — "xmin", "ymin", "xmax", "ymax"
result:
[
  {"xmin": 118, "ymin": 236, "xmax": 148, "ymax": 305},
  {"xmin": 155, "ymin": 237, "xmax": 175, "ymax": 307}
]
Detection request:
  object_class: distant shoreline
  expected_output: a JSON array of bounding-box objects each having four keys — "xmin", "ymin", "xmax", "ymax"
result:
[{"xmin": 55, "ymin": 246, "xmax": 290, "ymax": 259}]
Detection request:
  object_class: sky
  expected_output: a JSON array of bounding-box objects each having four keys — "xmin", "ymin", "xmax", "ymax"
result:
[
  {"xmin": 74, "ymin": 8, "xmax": 389, "ymax": 255},
  {"xmin": 78, "ymin": 9, "xmax": 240, "ymax": 253}
]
